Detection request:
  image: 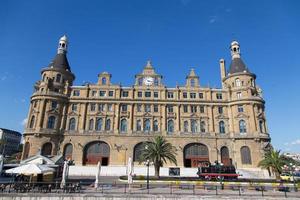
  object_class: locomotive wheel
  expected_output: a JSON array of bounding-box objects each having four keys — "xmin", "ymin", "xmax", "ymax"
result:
[
  {"xmin": 205, "ymin": 175, "xmax": 212, "ymax": 181},
  {"xmin": 217, "ymin": 176, "xmax": 224, "ymax": 181}
]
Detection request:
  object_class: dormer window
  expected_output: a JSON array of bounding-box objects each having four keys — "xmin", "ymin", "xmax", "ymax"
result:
[
  {"xmin": 138, "ymin": 78, "xmax": 143, "ymax": 86},
  {"xmin": 190, "ymin": 79, "xmax": 195, "ymax": 87},
  {"xmin": 102, "ymin": 77, "xmax": 107, "ymax": 85},
  {"xmin": 154, "ymin": 78, "xmax": 159, "ymax": 86}
]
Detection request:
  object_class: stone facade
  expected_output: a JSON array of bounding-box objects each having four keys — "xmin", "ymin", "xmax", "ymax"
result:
[{"xmin": 22, "ymin": 36, "xmax": 271, "ymax": 170}]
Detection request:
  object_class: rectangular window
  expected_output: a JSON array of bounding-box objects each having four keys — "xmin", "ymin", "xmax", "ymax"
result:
[
  {"xmin": 183, "ymin": 92, "xmax": 187, "ymax": 98},
  {"xmin": 191, "ymin": 105, "xmax": 197, "ymax": 113},
  {"xmin": 200, "ymin": 106, "xmax": 205, "ymax": 113},
  {"xmin": 90, "ymin": 103, "xmax": 96, "ymax": 111},
  {"xmin": 137, "ymin": 104, "xmax": 142, "ymax": 112},
  {"xmin": 138, "ymin": 91, "xmax": 142, "ymax": 97},
  {"xmin": 73, "ymin": 90, "xmax": 80, "ymax": 96},
  {"xmin": 107, "ymin": 104, "xmax": 113, "ymax": 111},
  {"xmin": 168, "ymin": 105, "xmax": 174, "ymax": 113},
  {"xmin": 238, "ymin": 105, "xmax": 244, "ymax": 113},
  {"xmin": 51, "ymin": 101, "xmax": 58, "ymax": 109},
  {"xmin": 122, "ymin": 91, "xmax": 129, "ymax": 97},
  {"xmin": 154, "ymin": 92, "xmax": 158, "ymax": 98},
  {"xmin": 145, "ymin": 104, "xmax": 151, "ymax": 112},
  {"xmin": 237, "ymin": 92, "xmax": 242, "ymax": 99},
  {"xmin": 108, "ymin": 91, "xmax": 114, "ymax": 97},
  {"xmin": 167, "ymin": 92, "xmax": 174, "ymax": 98},
  {"xmin": 145, "ymin": 91, "xmax": 151, "ymax": 98},
  {"xmin": 216, "ymin": 93, "xmax": 223, "ymax": 100},
  {"xmin": 98, "ymin": 104, "xmax": 105, "ymax": 111},
  {"xmin": 71, "ymin": 104, "xmax": 77, "ymax": 111},
  {"xmin": 99, "ymin": 91, "xmax": 106, "ymax": 97},
  {"xmin": 199, "ymin": 93, "xmax": 203, "ymax": 99},
  {"xmin": 218, "ymin": 106, "xmax": 223, "ymax": 114},
  {"xmin": 91, "ymin": 90, "xmax": 97, "ymax": 97},
  {"xmin": 154, "ymin": 105, "xmax": 159, "ymax": 112},
  {"xmin": 121, "ymin": 104, "xmax": 127, "ymax": 112},
  {"xmin": 183, "ymin": 105, "xmax": 188, "ymax": 113},
  {"xmin": 190, "ymin": 93, "xmax": 196, "ymax": 99}
]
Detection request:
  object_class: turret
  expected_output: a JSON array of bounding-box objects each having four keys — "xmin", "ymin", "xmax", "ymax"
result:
[{"xmin": 22, "ymin": 35, "xmax": 76, "ymax": 159}]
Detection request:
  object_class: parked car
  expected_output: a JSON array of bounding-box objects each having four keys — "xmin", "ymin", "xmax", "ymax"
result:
[{"xmin": 280, "ymin": 173, "xmax": 294, "ymax": 181}]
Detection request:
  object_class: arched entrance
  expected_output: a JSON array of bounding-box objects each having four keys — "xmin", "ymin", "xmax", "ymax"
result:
[
  {"xmin": 220, "ymin": 146, "xmax": 231, "ymax": 166},
  {"xmin": 63, "ymin": 143, "xmax": 73, "ymax": 160},
  {"xmin": 41, "ymin": 142, "xmax": 52, "ymax": 156},
  {"xmin": 23, "ymin": 142, "xmax": 30, "ymax": 159},
  {"xmin": 184, "ymin": 143, "xmax": 209, "ymax": 168},
  {"xmin": 83, "ymin": 141, "xmax": 110, "ymax": 166}
]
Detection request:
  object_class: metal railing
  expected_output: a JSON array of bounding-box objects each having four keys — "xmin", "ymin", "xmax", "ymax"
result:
[{"xmin": 0, "ymin": 181, "xmax": 299, "ymax": 198}]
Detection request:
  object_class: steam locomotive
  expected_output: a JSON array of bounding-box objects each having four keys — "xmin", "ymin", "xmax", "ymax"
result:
[{"xmin": 197, "ymin": 162, "xmax": 239, "ymax": 180}]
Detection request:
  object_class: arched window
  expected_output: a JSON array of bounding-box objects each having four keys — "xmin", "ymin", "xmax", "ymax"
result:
[
  {"xmin": 96, "ymin": 118, "xmax": 103, "ymax": 131},
  {"xmin": 200, "ymin": 121, "xmax": 206, "ymax": 133},
  {"xmin": 240, "ymin": 146, "xmax": 252, "ymax": 164},
  {"xmin": 105, "ymin": 119, "xmax": 111, "ymax": 131},
  {"xmin": 136, "ymin": 120, "xmax": 142, "ymax": 131},
  {"xmin": 120, "ymin": 119, "xmax": 127, "ymax": 133},
  {"xmin": 89, "ymin": 119, "xmax": 94, "ymax": 130},
  {"xmin": 144, "ymin": 119, "xmax": 151, "ymax": 132},
  {"xmin": 235, "ymin": 78, "xmax": 241, "ymax": 87},
  {"xmin": 184, "ymin": 143, "xmax": 209, "ymax": 168},
  {"xmin": 133, "ymin": 142, "xmax": 146, "ymax": 162},
  {"xmin": 259, "ymin": 120, "xmax": 264, "ymax": 133},
  {"xmin": 190, "ymin": 79, "xmax": 195, "ymax": 87},
  {"xmin": 23, "ymin": 142, "xmax": 30, "ymax": 159},
  {"xmin": 63, "ymin": 143, "xmax": 73, "ymax": 160},
  {"xmin": 153, "ymin": 120, "xmax": 158, "ymax": 132},
  {"xmin": 219, "ymin": 121, "xmax": 225, "ymax": 134},
  {"xmin": 138, "ymin": 78, "xmax": 143, "ymax": 86},
  {"xmin": 191, "ymin": 120, "xmax": 198, "ymax": 133},
  {"xmin": 47, "ymin": 116, "xmax": 56, "ymax": 129},
  {"xmin": 239, "ymin": 120, "xmax": 247, "ymax": 133},
  {"xmin": 167, "ymin": 120, "xmax": 174, "ymax": 134},
  {"xmin": 184, "ymin": 121, "xmax": 189, "ymax": 132},
  {"xmin": 29, "ymin": 115, "xmax": 35, "ymax": 128},
  {"xmin": 69, "ymin": 118, "xmax": 76, "ymax": 131},
  {"xmin": 221, "ymin": 146, "xmax": 231, "ymax": 166},
  {"xmin": 41, "ymin": 142, "xmax": 52, "ymax": 156},
  {"xmin": 101, "ymin": 77, "xmax": 107, "ymax": 85},
  {"xmin": 56, "ymin": 74, "xmax": 61, "ymax": 83}
]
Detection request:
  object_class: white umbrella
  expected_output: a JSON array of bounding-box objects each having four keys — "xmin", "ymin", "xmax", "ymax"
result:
[
  {"xmin": 0, "ymin": 155, "xmax": 4, "ymax": 174},
  {"xmin": 60, "ymin": 161, "xmax": 69, "ymax": 189},
  {"xmin": 95, "ymin": 161, "xmax": 101, "ymax": 189},
  {"xmin": 127, "ymin": 157, "xmax": 133, "ymax": 185},
  {"xmin": 5, "ymin": 163, "xmax": 54, "ymax": 175}
]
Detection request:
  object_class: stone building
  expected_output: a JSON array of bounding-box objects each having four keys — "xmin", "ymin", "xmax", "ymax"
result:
[{"xmin": 22, "ymin": 36, "xmax": 271, "ymax": 174}]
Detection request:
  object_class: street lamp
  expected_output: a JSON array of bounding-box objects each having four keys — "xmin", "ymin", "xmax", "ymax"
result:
[
  {"xmin": 144, "ymin": 145, "xmax": 153, "ymax": 190},
  {"xmin": 289, "ymin": 163, "xmax": 297, "ymax": 192},
  {"xmin": 216, "ymin": 162, "xmax": 224, "ymax": 189}
]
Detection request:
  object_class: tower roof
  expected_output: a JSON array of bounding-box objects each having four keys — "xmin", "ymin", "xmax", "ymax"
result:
[
  {"xmin": 228, "ymin": 40, "xmax": 250, "ymax": 74},
  {"xmin": 48, "ymin": 53, "xmax": 71, "ymax": 71},
  {"xmin": 228, "ymin": 57, "xmax": 249, "ymax": 74}
]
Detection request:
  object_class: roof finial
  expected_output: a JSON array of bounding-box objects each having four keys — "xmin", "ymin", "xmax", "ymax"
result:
[
  {"xmin": 145, "ymin": 60, "xmax": 153, "ymax": 68},
  {"xmin": 57, "ymin": 35, "xmax": 68, "ymax": 54}
]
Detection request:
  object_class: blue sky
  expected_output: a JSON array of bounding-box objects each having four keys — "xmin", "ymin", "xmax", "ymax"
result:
[{"xmin": 0, "ymin": 0, "xmax": 299, "ymax": 152}]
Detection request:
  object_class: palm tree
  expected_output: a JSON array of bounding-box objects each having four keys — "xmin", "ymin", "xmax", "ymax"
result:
[
  {"xmin": 258, "ymin": 150, "xmax": 286, "ymax": 180},
  {"xmin": 139, "ymin": 136, "xmax": 177, "ymax": 178}
]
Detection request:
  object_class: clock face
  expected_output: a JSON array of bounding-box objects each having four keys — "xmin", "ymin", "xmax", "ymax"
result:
[{"xmin": 144, "ymin": 77, "xmax": 154, "ymax": 86}]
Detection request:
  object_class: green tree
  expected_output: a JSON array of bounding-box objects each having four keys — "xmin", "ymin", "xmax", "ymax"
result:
[
  {"xmin": 140, "ymin": 136, "xmax": 177, "ymax": 178},
  {"xmin": 258, "ymin": 150, "xmax": 286, "ymax": 180}
]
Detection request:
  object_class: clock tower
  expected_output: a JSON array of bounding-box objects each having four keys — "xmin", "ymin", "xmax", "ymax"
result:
[{"xmin": 135, "ymin": 60, "xmax": 163, "ymax": 87}]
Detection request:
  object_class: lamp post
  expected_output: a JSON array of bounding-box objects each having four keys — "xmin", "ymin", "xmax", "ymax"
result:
[
  {"xmin": 145, "ymin": 159, "xmax": 150, "ymax": 190},
  {"xmin": 289, "ymin": 163, "xmax": 297, "ymax": 192},
  {"xmin": 216, "ymin": 162, "xmax": 224, "ymax": 189}
]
